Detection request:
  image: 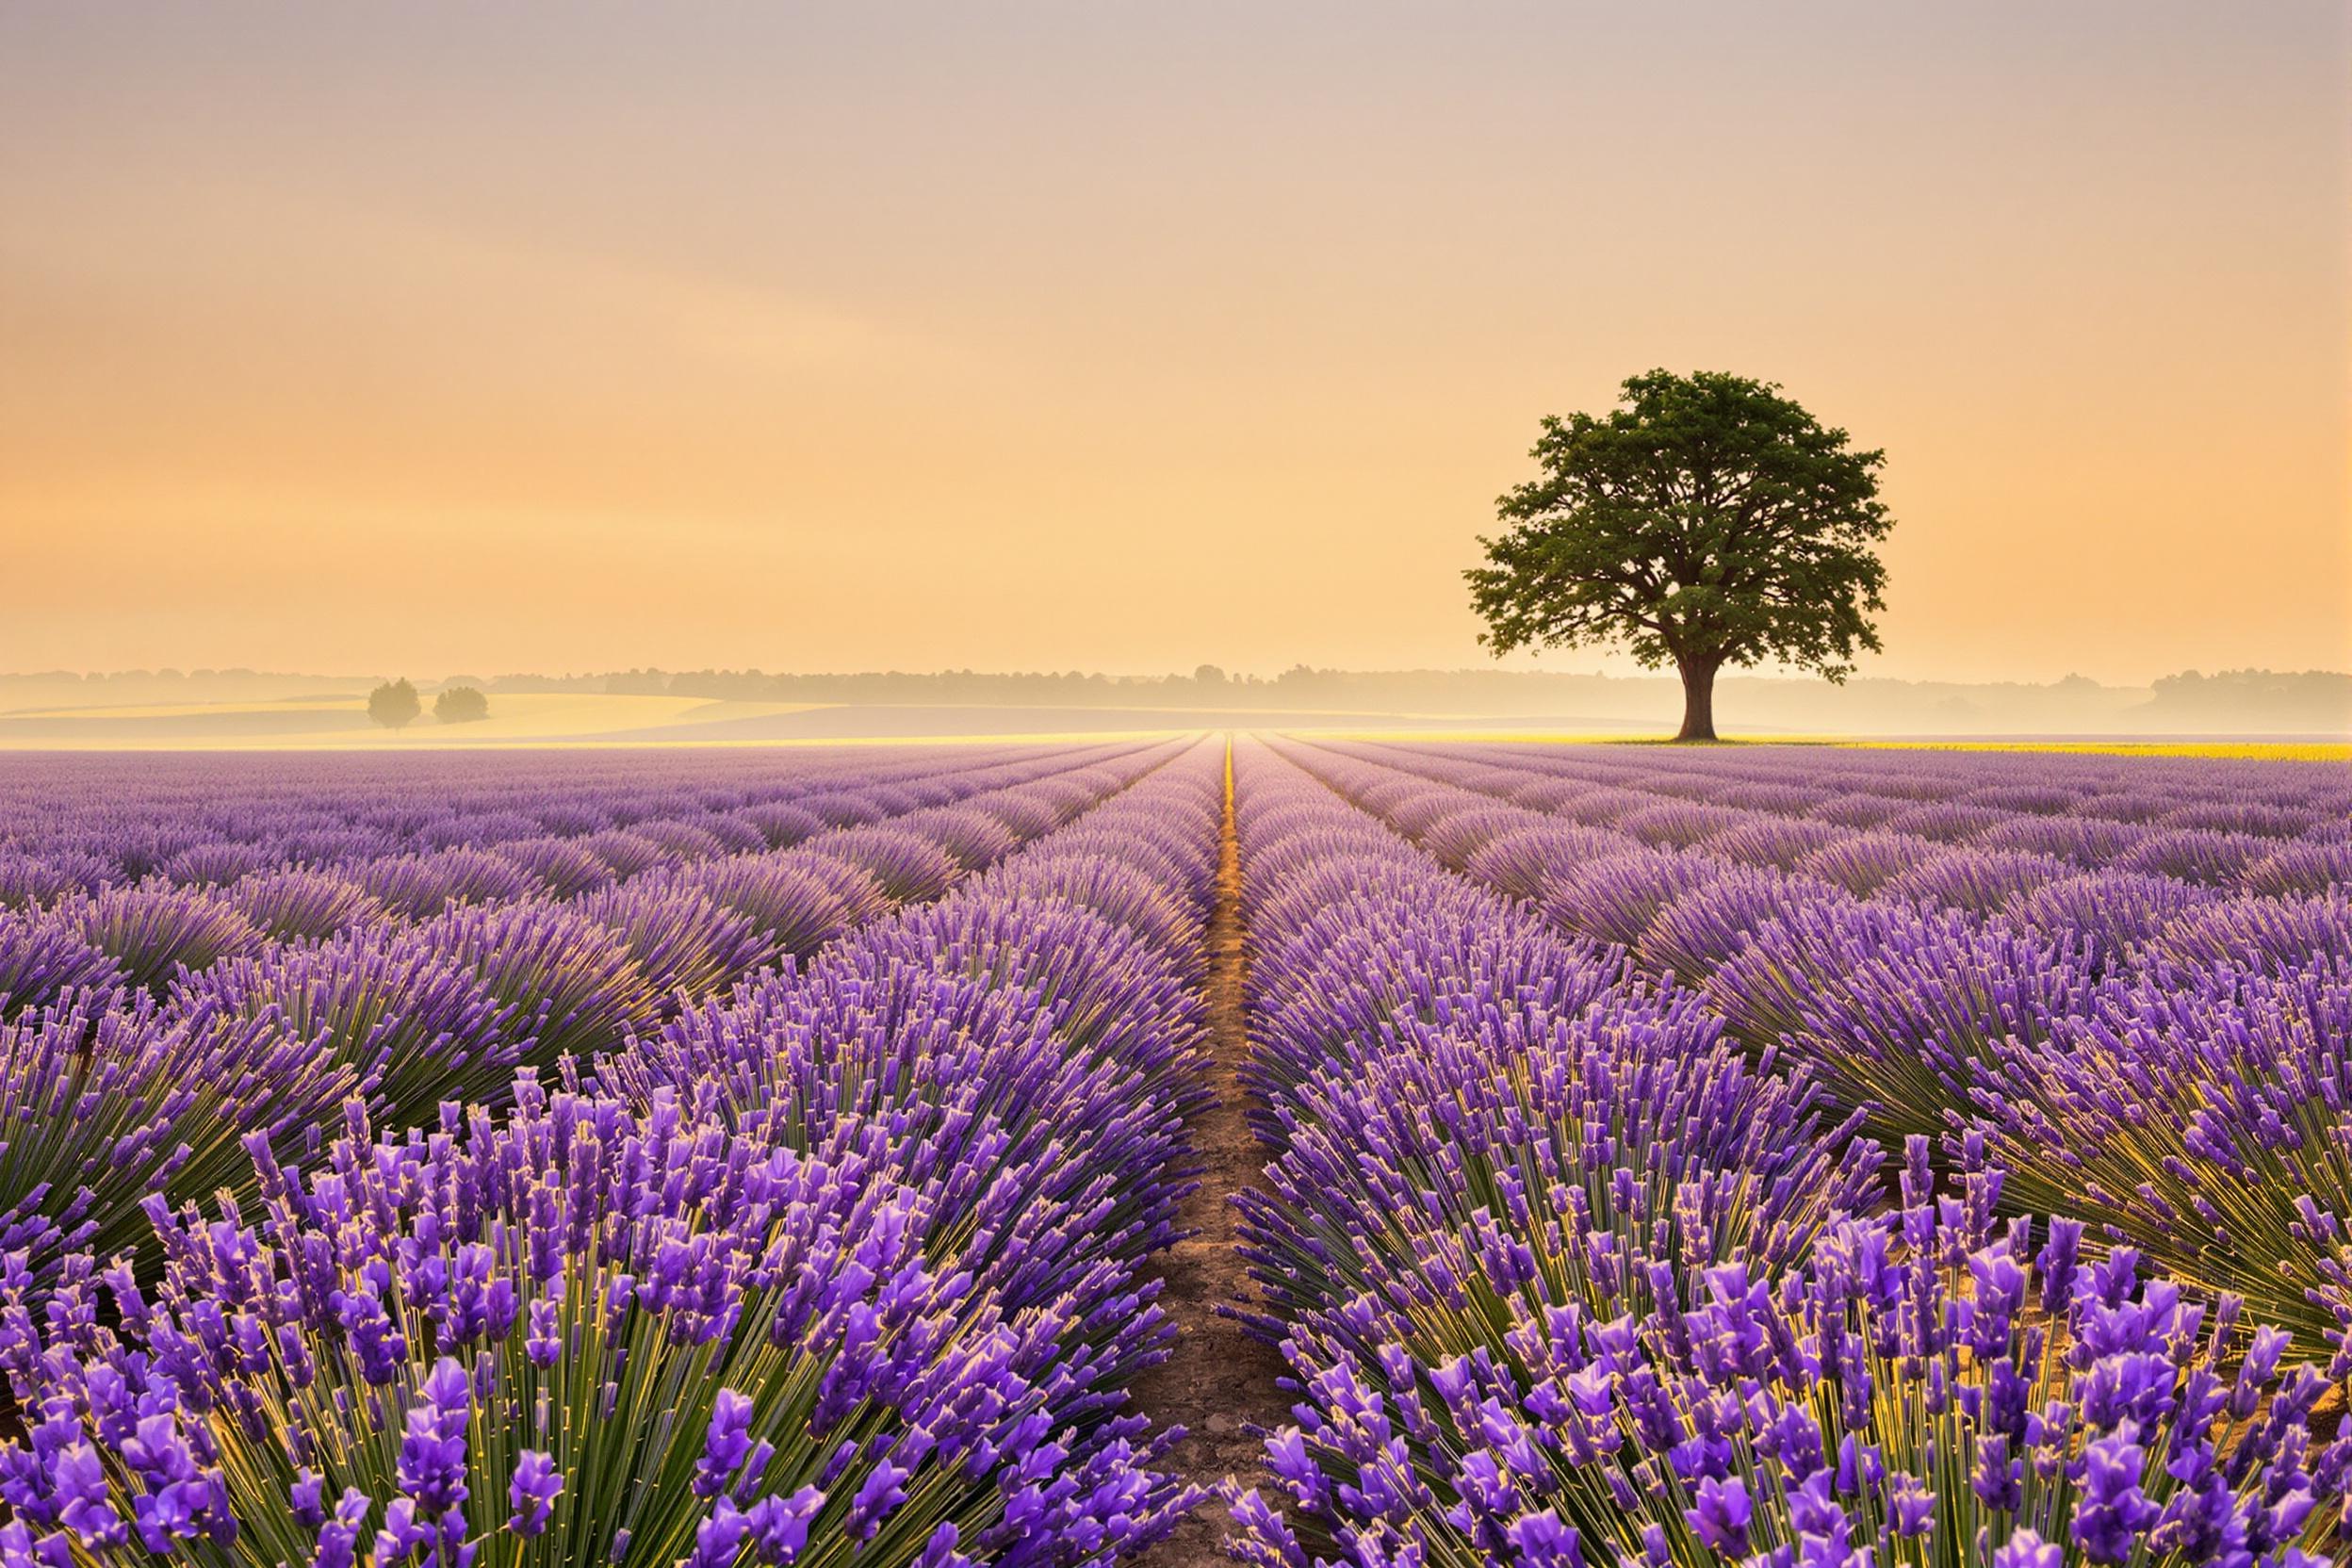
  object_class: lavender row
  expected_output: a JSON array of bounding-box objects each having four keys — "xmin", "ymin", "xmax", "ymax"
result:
[
  {"xmin": 1284, "ymin": 739, "xmax": 2347, "ymax": 1004},
  {"xmin": 0, "ymin": 743, "xmax": 1185, "ymax": 1289},
  {"xmin": 0, "ymin": 741, "xmax": 1160, "ymax": 906},
  {"xmin": 0, "ymin": 742, "xmax": 1171, "ymax": 1027},
  {"xmin": 1343, "ymin": 736, "xmax": 2352, "ymax": 831},
  {"xmin": 1226, "ymin": 740, "xmax": 2347, "ymax": 1566},
  {"xmin": 0, "ymin": 742, "xmax": 1162, "ymax": 1014},
  {"xmin": 0, "ymin": 741, "xmax": 1228, "ymax": 1565},
  {"xmin": 1230, "ymin": 740, "xmax": 1875, "ymax": 1331},
  {"xmin": 1278, "ymin": 739, "xmax": 2352, "ymax": 1365},
  {"xmin": 1318, "ymin": 737, "xmax": 2348, "ymax": 913}
]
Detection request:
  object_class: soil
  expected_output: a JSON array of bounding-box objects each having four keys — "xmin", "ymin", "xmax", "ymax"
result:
[{"xmin": 1130, "ymin": 743, "xmax": 1292, "ymax": 1566}]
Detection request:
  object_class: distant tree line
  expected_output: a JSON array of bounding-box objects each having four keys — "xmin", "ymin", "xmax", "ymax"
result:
[
  {"xmin": 2145, "ymin": 669, "xmax": 2352, "ymax": 726},
  {"xmin": 453, "ymin": 665, "xmax": 2351, "ymax": 727}
]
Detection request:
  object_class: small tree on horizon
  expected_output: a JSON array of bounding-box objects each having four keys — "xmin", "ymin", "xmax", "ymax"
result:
[
  {"xmin": 367, "ymin": 678, "xmax": 422, "ymax": 730},
  {"xmin": 433, "ymin": 685, "xmax": 490, "ymax": 725},
  {"xmin": 1466, "ymin": 369, "xmax": 1893, "ymax": 742}
]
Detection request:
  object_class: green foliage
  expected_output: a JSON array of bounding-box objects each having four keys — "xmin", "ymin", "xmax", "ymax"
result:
[
  {"xmin": 1466, "ymin": 369, "xmax": 1893, "ymax": 737},
  {"xmin": 366, "ymin": 678, "xmax": 422, "ymax": 730},
  {"xmin": 433, "ymin": 684, "xmax": 490, "ymax": 724}
]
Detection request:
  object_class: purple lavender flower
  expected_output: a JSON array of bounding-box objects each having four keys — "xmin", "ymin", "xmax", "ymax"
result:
[
  {"xmin": 505, "ymin": 1450, "xmax": 561, "ymax": 1536},
  {"xmin": 2118, "ymin": 827, "xmax": 2274, "ymax": 887},
  {"xmin": 1685, "ymin": 1474, "xmax": 1751, "ymax": 1554},
  {"xmin": 1706, "ymin": 899, "xmax": 2104, "ymax": 1142},
  {"xmin": 2154, "ymin": 891, "xmax": 2351, "ymax": 977},
  {"xmin": 395, "ymin": 1359, "xmax": 472, "ymax": 1517},
  {"xmin": 678, "ymin": 853, "xmax": 870, "ymax": 958},
  {"xmin": 695, "ymin": 1388, "xmax": 758, "ymax": 1500},
  {"xmin": 1980, "ymin": 957, "xmax": 2352, "ymax": 1357},
  {"xmin": 801, "ymin": 826, "xmax": 961, "ymax": 906},
  {"xmin": 491, "ymin": 836, "xmax": 617, "ymax": 899},
  {"xmin": 170, "ymin": 927, "xmax": 516, "ymax": 1128},
  {"xmin": 2242, "ymin": 839, "xmax": 2352, "ymax": 900},
  {"xmin": 421, "ymin": 898, "xmax": 662, "ymax": 1066},
  {"xmin": 1539, "ymin": 848, "xmax": 1723, "ymax": 949},
  {"xmin": 224, "ymin": 868, "xmax": 387, "ymax": 942},
  {"xmin": 57, "ymin": 882, "xmax": 261, "ymax": 995},
  {"xmin": 1878, "ymin": 847, "xmax": 2070, "ymax": 916},
  {"xmin": 360, "ymin": 848, "xmax": 535, "ymax": 920},
  {"xmin": 1994, "ymin": 1530, "xmax": 2065, "ymax": 1568},
  {"xmin": 578, "ymin": 878, "xmax": 777, "ymax": 1005},
  {"xmin": 1793, "ymin": 830, "xmax": 1942, "ymax": 894},
  {"xmin": 0, "ymin": 909, "xmax": 124, "ymax": 1021}
]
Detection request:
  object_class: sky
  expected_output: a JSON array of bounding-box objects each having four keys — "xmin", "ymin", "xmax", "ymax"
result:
[{"xmin": 2, "ymin": 2, "xmax": 2344, "ymax": 685}]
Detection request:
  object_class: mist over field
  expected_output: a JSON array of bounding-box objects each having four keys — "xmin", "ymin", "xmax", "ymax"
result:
[{"xmin": 0, "ymin": 664, "xmax": 2344, "ymax": 746}]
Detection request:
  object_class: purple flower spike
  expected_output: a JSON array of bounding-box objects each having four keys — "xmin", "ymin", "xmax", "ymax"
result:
[
  {"xmin": 1686, "ymin": 1475, "xmax": 1752, "ymax": 1554},
  {"xmin": 506, "ymin": 1450, "xmax": 561, "ymax": 1537},
  {"xmin": 1995, "ymin": 1532, "xmax": 2063, "ymax": 1568},
  {"xmin": 695, "ymin": 1389, "xmax": 757, "ymax": 1500}
]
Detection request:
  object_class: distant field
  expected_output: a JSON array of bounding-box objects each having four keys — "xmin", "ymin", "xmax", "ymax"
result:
[
  {"xmin": 0, "ymin": 693, "xmax": 1643, "ymax": 747},
  {"xmin": 2, "ymin": 694, "xmax": 2338, "ymax": 754},
  {"xmin": 1863, "ymin": 739, "xmax": 2352, "ymax": 761},
  {"xmin": 1331, "ymin": 728, "xmax": 2351, "ymax": 760},
  {"xmin": 0, "ymin": 693, "xmax": 789, "ymax": 747}
]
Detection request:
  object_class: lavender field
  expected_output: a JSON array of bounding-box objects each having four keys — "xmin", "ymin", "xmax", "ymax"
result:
[{"xmin": 0, "ymin": 738, "xmax": 2346, "ymax": 1566}]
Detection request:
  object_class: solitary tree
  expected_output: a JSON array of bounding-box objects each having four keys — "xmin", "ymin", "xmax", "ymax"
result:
[
  {"xmin": 1466, "ymin": 369, "xmax": 1893, "ymax": 742},
  {"xmin": 433, "ymin": 685, "xmax": 490, "ymax": 724},
  {"xmin": 367, "ymin": 678, "xmax": 421, "ymax": 730}
]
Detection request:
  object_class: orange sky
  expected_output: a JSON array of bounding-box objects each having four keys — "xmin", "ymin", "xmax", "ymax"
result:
[{"xmin": 3, "ymin": 3, "xmax": 2344, "ymax": 685}]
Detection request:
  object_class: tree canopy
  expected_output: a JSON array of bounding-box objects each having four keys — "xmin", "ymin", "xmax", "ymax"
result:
[
  {"xmin": 433, "ymin": 685, "xmax": 490, "ymax": 724},
  {"xmin": 367, "ymin": 678, "xmax": 421, "ymax": 729},
  {"xmin": 1465, "ymin": 369, "xmax": 1893, "ymax": 740}
]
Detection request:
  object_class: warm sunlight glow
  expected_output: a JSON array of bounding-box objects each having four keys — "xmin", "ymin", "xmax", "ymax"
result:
[{"xmin": 4, "ymin": 4, "xmax": 2343, "ymax": 685}]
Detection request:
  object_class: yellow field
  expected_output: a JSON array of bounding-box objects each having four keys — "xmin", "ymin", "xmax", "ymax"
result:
[
  {"xmin": 1315, "ymin": 729, "xmax": 2350, "ymax": 761},
  {"xmin": 1856, "ymin": 740, "xmax": 2351, "ymax": 762},
  {"xmin": 3, "ymin": 700, "xmax": 362, "ymax": 722}
]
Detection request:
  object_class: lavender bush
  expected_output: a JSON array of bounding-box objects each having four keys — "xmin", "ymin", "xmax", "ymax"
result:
[
  {"xmin": 1233, "ymin": 1141, "xmax": 2348, "ymax": 1568},
  {"xmin": 0, "ymin": 1083, "xmax": 1196, "ymax": 1566}
]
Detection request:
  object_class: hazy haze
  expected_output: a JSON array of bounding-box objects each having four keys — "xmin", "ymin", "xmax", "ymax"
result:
[{"xmin": 3, "ymin": 2, "xmax": 2344, "ymax": 683}]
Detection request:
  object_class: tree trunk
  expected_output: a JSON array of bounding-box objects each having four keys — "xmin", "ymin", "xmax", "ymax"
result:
[{"xmin": 1674, "ymin": 658, "xmax": 1719, "ymax": 742}]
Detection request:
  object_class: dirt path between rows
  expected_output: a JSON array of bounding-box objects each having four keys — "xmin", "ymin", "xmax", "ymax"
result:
[{"xmin": 1132, "ymin": 741, "xmax": 1291, "ymax": 1566}]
